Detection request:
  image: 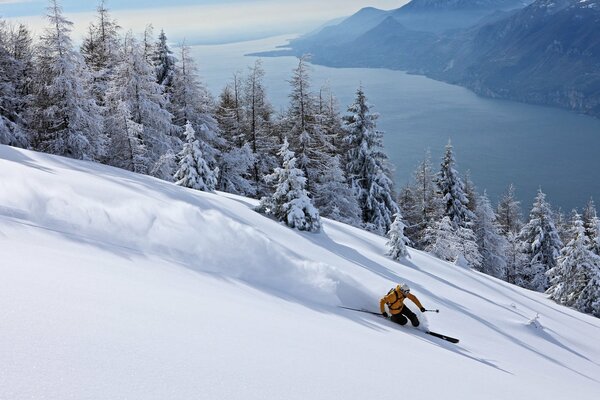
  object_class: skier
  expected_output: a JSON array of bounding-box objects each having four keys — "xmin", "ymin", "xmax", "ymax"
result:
[{"xmin": 380, "ymin": 283, "xmax": 426, "ymax": 327}]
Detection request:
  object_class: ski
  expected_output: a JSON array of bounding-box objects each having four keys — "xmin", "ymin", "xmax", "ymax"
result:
[
  {"xmin": 338, "ymin": 306, "xmax": 381, "ymax": 316},
  {"xmin": 339, "ymin": 306, "xmax": 460, "ymax": 344},
  {"xmin": 426, "ymin": 331, "xmax": 460, "ymax": 344}
]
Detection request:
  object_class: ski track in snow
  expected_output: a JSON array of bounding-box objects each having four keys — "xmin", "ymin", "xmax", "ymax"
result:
[{"xmin": 1, "ymin": 144, "xmax": 600, "ymax": 399}]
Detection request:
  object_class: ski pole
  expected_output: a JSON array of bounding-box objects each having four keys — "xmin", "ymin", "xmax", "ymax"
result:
[{"xmin": 423, "ymin": 309, "xmax": 440, "ymax": 313}]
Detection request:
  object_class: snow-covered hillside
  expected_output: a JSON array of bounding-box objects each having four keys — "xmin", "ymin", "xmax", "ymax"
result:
[{"xmin": 1, "ymin": 144, "xmax": 599, "ymax": 399}]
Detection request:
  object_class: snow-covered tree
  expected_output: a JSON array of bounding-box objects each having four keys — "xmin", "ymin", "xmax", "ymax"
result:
[
  {"xmin": 313, "ymin": 155, "xmax": 361, "ymax": 226},
  {"xmin": 497, "ymin": 183, "xmax": 523, "ymax": 236},
  {"xmin": 80, "ymin": 0, "xmax": 120, "ymax": 106},
  {"xmin": 258, "ymin": 138, "xmax": 321, "ymax": 232},
  {"xmin": 505, "ymin": 231, "xmax": 526, "ymax": 284},
  {"xmin": 554, "ymin": 208, "xmax": 573, "ymax": 246},
  {"xmin": 387, "ymin": 213, "xmax": 410, "ymax": 260},
  {"xmin": 518, "ymin": 189, "xmax": 563, "ymax": 292},
  {"xmin": 424, "ymin": 216, "xmax": 462, "ymax": 263},
  {"xmin": 216, "ymin": 144, "xmax": 255, "ymax": 195},
  {"xmin": 174, "ymin": 121, "xmax": 217, "ymax": 191},
  {"xmin": 583, "ymin": 198, "xmax": 600, "ymax": 256},
  {"xmin": 317, "ymin": 84, "xmax": 344, "ymax": 156},
  {"xmin": 464, "ymin": 170, "xmax": 478, "ymax": 214},
  {"xmin": 434, "ymin": 142, "xmax": 479, "ymax": 267},
  {"xmin": 216, "ymin": 84, "xmax": 244, "ymax": 149},
  {"xmin": 403, "ymin": 150, "xmax": 443, "ymax": 248},
  {"xmin": 0, "ymin": 21, "xmax": 33, "ymax": 147},
  {"xmin": 103, "ymin": 90, "xmax": 148, "ymax": 174},
  {"xmin": 547, "ymin": 213, "xmax": 600, "ymax": 317},
  {"xmin": 109, "ymin": 32, "xmax": 176, "ymax": 179},
  {"xmin": 0, "ymin": 22, "xmax": 25, "ymax": 146},
  {"xmin": 398, "ymin": 184, "xmax": 421, "ymax": 245},
  {"xmin": 214, "ymin": 83, "xmax": 255, "ymax": 196},
  {"xmin": 343, "ymin": 86, "xmax": 399, "ymax": 235},
  {"xmin": 437, "ymin": 141, "xmax": 475, "ymax": 229},
  {"xmin": 29, "ymin": 0, "xmax": 105, "ymax": 160},
  {"xmin": 242, "ymin": 60, "xmax": 277, "ymax": 196},
  {"xmin": 475, "ymin": 192, "xmax": 508, "ymax": 279},
  {"xmin": 286, "ymin": 55, "xmax": 329, "ymax": 192},
  {"xmin": 169, "ymin": 42, "xmax": 218, "ymax": 165},
  {"xmin": 153, "ymin": 29, "xmax": 176, "ymax": 90}
]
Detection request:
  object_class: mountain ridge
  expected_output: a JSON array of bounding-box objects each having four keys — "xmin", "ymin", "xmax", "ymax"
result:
[{"xmin": 257, "ymin": 0, "xmax": 600, "ymax": 118}]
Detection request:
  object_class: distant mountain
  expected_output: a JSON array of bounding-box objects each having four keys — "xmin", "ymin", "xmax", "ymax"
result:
[
  {"xmin": 392, "ymin": 0, "xmax": 531, "ymax": 31},
  {"xmin": 255, "ymin": 0, "xmax": 600, "ymax": 118},
  {"xmin": 290, "ymin": 7, "xmax": 389, "ymax": 51},
  {"xmin": 399, "ymin": 0, "xmax": 528, "ymax": 11},
  {"xmin": 427, "ymin": 0, "xmax": 600, "ymax": 115}
]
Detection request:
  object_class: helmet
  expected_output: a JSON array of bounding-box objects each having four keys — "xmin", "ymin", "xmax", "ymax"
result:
[{"xmin": 398, "ymin": 283, "xmax": 410, "ymax": 295}]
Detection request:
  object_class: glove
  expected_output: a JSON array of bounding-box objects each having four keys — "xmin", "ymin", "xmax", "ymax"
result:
[
  {"xmin": 382, "ymin": 312, "xmax": 389, "ymax": 318},
  {"xmin": 420, "ymin": 307, "xmax": 426, "ymax": 312}
]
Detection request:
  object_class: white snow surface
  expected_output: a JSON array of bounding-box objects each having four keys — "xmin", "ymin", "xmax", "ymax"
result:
[{"xmin": 1, "ymin": 144, "xmax": 599, "ymax": 399}]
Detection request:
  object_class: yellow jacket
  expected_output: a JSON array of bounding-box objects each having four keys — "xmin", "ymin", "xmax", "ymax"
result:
[{"xmin": 380, "ymin": 288, "xmax": 424, "ymax": 315}]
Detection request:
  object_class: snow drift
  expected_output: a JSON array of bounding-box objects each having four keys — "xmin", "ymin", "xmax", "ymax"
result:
[{"xmin": 1, "ymin": 144, "xmax": 599, "ymax": 399}]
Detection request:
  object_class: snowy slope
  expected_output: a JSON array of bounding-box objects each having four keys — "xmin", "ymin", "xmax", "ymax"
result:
[{"xmin": 1, "ymin": 144, "xmax": 599, "ymax": 399}]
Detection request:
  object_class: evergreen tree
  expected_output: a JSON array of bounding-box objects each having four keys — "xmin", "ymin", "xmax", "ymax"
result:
[
  {"xmin": 258, "ymin": 138, "xmax": 321, "ymax": 232},
  {"xmin": 387, "ymin": 213, "xmax": 410, "ymax": 260},
  {"xmin": 313, "ymin": 155, "xmax": 361, "ymax": 226},
  {"xmin": 0, "ymin": 21, "xmax": 27, "ymax": 147},
  {"xmin": 215, "ymin": 84, "xmax": 254, "ymax": 196},
  {"xmin": 169, "ymin": 42, "xmax": 218, "ymax": 170},
  {"xmin": 316, "ymin": 84, "xmax": 343, "ymax": 156},
  {"xmin": 174, "ymin": 121, "xmax": 217, "ymax": 191},
  {"xmin": 109, "ymin": 32, "xmax": 176, "ymax": 179},
  {"xmin": 464, "ymin": 170, "xmax": 478, "ymax": 214},
  {"xmin": 398, "ymin": 184, "xmax": 421, "ymax": 245},
  {"xmin": 142, "ymin": 24, "xmax": 155, "ymax": 64},
  {"xmin": 286, "ymin": 55, "xmax": 329, "ymax": 192},
  {"xmin": 243, "ymin": 60, "xmax": 277, "ymax": 196},
  {"xmin": 153, "ymin": 29, "xmax": 176, "ymax": 90},
  {"xmin": 103, "ymin": 90, "xmax": 148, "ymax": 174},
  {"xmin": 437, "ymin": 141, "xmax": 475, "ymax": 229},
  {"xmin": 435, "ymin": 141, "xmax": 479, "ymax": 267},
  {"xmin": 547, "ymin": 213, "xmax": 600, "ymax": 317},
  {"xmin": 343, "ymin": 86, "xmax": 399, "ymax": 235},
  {"xmin": 497, "ymin": 184, "xmax": 523, "ymax": 236},
  {"xmin": 583, "ymin": 198, "xmax": 600, "ymax": 256},
  {"xmin": 0, "ymin": 21, "xmax": 33, "ymax": 147},
  {"xmin": 409, "ymin": 150, "xmax": 443, "ymax": 248},
  {"xmin": 216, "ymin": 144, "xmax": 255, "ymax": 195},
  {"xmin": 475, "ymin": 192, "xmax": 508, "ymax": 278},
  {"xmin": 505, "ymin": 231, "xmax": 526, "ymax": 284},
  {"xmin": 216, "ymin": 84, "xmax": 244, "ymax": 148},
  {"xmin": 80, "ymin": 0, "xmax": 120, "ymax": 106},
  {"xmin": 554, "ymin": 208, "xmax": 573, "ymax": 246},
  {"xmin": 30, "ymin": 0, "xmax": 105, "ymax": 160},
  {"xmin": 518, "ymin": 189, "xmax": 563, "ymax": 292},
  {"xmin": 424, "ymin": 216, "xmax": 462, "ymax": 264}
]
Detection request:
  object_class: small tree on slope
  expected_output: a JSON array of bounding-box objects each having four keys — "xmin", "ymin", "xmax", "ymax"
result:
[
  {"xmin": 258, "ymin": 138, "xmax": 321, "ymax": 232},
  {"xmin": 583, "ymin": 199, "xmax": 600, "ymax": 256},
  {"xmin": 518, "ymin": 189, "xmax": 563, "ymax": 292},
  {"xmin": 547, "ymin": 213, "xmax": 600, "ymax": 317},
  {"xmin": 387, "ymin": 213, "xmax": 410, "ymax": 260},
  {"xmin": 313, "ymin": 154, "xmax": 361, "ymax": 227},
  {"xmin": 475, "ymin": 192, "xmax": 508, "ymax": 279},
  {"xmin": 174, "ymin": 121, "xmax": 217, "ymax": 191},
  {"xmin": 437, "ymin": 141, "xmax": 475, "ymax": 229}
]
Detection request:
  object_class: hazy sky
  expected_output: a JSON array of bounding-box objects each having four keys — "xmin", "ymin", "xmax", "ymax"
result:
[{"xmin": 1, "ymin": 0, "xmax": 407, "ymax": 43}]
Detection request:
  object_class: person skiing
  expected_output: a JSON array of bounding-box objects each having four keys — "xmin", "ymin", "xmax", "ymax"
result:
[{"xmin": 380, "ymin": 283, "xmax": 426, "ymax": 327}]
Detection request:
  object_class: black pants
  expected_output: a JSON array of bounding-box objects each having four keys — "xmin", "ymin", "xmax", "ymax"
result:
[{"xmin": 391, "ymin": 306, "xmax": 420, "ymax": 327}]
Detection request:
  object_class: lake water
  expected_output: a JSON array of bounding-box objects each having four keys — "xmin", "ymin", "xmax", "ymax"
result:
[{"xmin": 191, "ymin": 35, "xmax": 600, "ymax": 212}]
